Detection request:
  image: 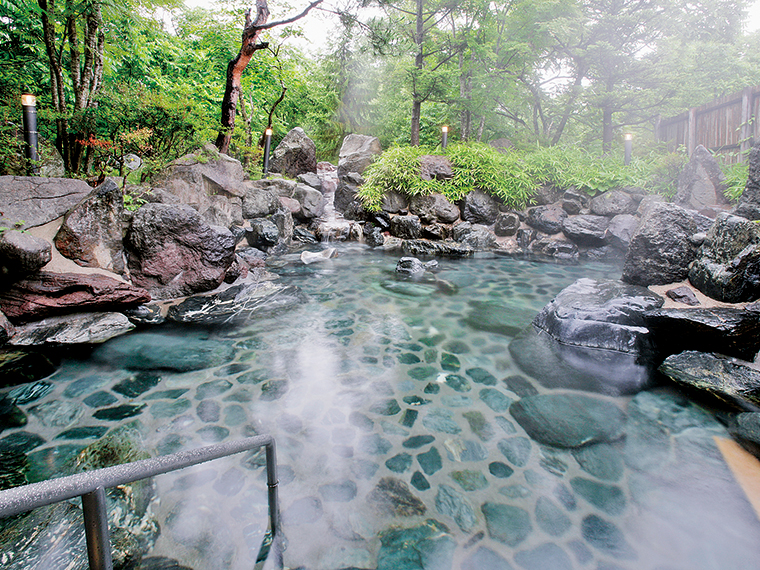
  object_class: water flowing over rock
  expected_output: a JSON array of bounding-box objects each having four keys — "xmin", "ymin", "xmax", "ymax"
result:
[
  {"xmin": 0, "ymin": 272, "xmax": 150, "ymax": 323},
  {"xmin": 622, "ymin": 202, "xmax": 712, "ymax": 286},
  {"xmin": 510, "ymin": 393, "xmax": 626, "ymax": 448},
  {"xmin": 338, "ymin": 134, "xmax": 382, "ymax": 177},
  {"xmin": 125, "ymin": 203, "xmax": 235, "ymax": 299},
  {"xmin": 735, "ymin": 140, "xmax": 760, "ymax": 220},
  {"xmin": 9, "ymin": 312, "xmax": 135, "ymax": 345},
  {"xmin": 268, "ymin": 127, "xmax": 317, "ymax": 177},
  {"xmin": 688, "ymin": 212, "xmax": 760, "ymax": 302},
  {"xmin": 659, "ymin": 350, "xmax": 760, "ymax": 408},
  {"xmin": 54, "ymin": 178, "xmax": 125, "ymax": 273},
  {"xmin": 509, "ymin": 278, "xmax": 662, "ymax": 395},
  {"xmin": 0, "ymin": 176, "xmax": 92, "ymax": 229},
  {"xmin": 0, "ymin": 230, "xmax": 51, "ymax": 281},
  {"xmin": 644, "ymin": 307, "xmax": 760, "ymax": 361},
  {"xmin": 674, "ymin": 144, "xmax": 728, "ymax": 212}
]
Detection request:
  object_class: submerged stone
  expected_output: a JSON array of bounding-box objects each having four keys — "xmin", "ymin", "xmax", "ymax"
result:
[
  {"xmin": 93, "ymin": 404, "xmax": 146, "ymax": 421},
  {"xmin": 444, "ymin": 374, "xmax": 471, "ymax": 392},
  {"xmin": 451, "ymin": 470, "xmax": 488, "ymax": 491},
  {"xmin": 481, "ymin": 503, "xmax": 532, "ymax": 546},
  {"xmin": 466, "ymin": 367, "xmax": 497, "ymax": 385},
  {"xmin": 8, "ymin": 381, "xmax": 53, "ymax": 405},
  {"xmin": 377, "ymin": 519, "xmax": 454, "ymax": 570},
  {"xmin": 510, "ymin": 394, "xmax": 626, "ymax": 448},
  {"xmin": 360, "ymin": 433, "xmax": 392, "ymax": 455},
  {"xmin": 570, "ymin": 477, "xmax": 626, "ymax": 515},
  {"xmin": 370, "ymin": 398, "xmax": 402, "ymax": 416},
  {"xmin": 514, "ymin": 543, "xmax": 573, "ymax": 570},
  {"xmin": 196, "ymin": 379, "xmax": 233, "ymax": 399},
  {"xmin": 369, "ymin": 477, "xmax": 426, "ymax": 516},
  {"xmin": 497, "ymin": 437, "xmax": 532, "ymax": 467},
  {"xmin": 422, "ymin": 408, "xmax": 462, "ymax": 434},
  {"xmin": 400, "ymin": 409, "xmax": 419, "ymax": 427},
  {"xmin": 502, "ymin": 375, "xmax": 539, "ymax": 397},
  {"xmin": 83, "ymin": 391, "xmax": 118, "ymax": 408},
  {"xmin": 404, "ymin": 435, "xmax": 435, "ymax": 448},
  {"xmin": 581, "ymin": 515, "xmax": 637, "ymax": 560},
  {"xmin": 535, "ymin": 497, "xmax": 571, "ymax": 537},
  {"xmin": 149, "ymin": 399, "xmax": 191, "ymax": 418},
  {"xmin": 319, "ymin": 479, "xmax": 357, "ymax": 502},
  {"xmin": 436, "ymin": 484, "xmax": 477, "ymax": 532},
  {"xmin": 479, "ymin": 388, "xmax": 511, "ymax": 412},
  {"xmin": 0, "ymin": 396, "xmax": 26, "ymax": 432},
  {"xmin": 417, "ymin": 446, "xmax": 443, "ymax": 475},
  {"xmin": 488, "ymin": 462, "xmax": 514, "ymax": 479},
  {"xmin": 386, "ymin": 453, "xmax": 413, "ymax": 473},
  {"xmin": 465, "ymin": 299, "xmax": 537, "ymax": 337},
  {"xmin": 112, "ymin": 372, "xmax": 161, "ymax": 398},
  {"xmin": 55, "ymin": 426, "xmax": 109, "ymax": 440},
  {"xmin": 409, "ymin": 366, "xmax": 438, "ymax": 380},
  {"xmin": 411, "ymin": 471, "xmax": 430, "ymax": 491},
  {"xmin": 441, "ymin": 353, "xmax": 461, "ymax": 371},
  {"xmin": 260, "ymin": 379, "xmax": 288, "ymax": 401},
  {"xmin": 461, "ymin": 546, "xmax": 514, "ymax": 570},
  {"xmin": 463, "ymin": 411, "xmax": 495, "ymax": 441},
  {"xmin": 572, "ymin": 443, "xmax": 624, "ymax": 482},
  {"xmin": 284, "ymin": 496, "xmax": 323, "ymax": 524},
  {"xmin": 424, "ymin": 383, "xmax": 440, "ymax": 394},
  {"xmin": 196, "ymin": 425, "xmax": 229, "ymax": 443}
]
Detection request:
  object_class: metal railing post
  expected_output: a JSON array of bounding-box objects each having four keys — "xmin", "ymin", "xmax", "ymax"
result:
[
  {"xmin": 82, "ymin": 486, "xmax": 113, "ymax": 570},
  {"xmin": 265, "ymin": 440, "xmax": 282, "ymax": 569}
]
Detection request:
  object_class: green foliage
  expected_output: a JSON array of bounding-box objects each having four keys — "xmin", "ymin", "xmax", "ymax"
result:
[
  {"xmin": 359, "ymin": 142, "xmax": 688, "ymax": 212},
  {"xmin": 721, "ymin": 160, "xmax": 749, "ymax": 202}
]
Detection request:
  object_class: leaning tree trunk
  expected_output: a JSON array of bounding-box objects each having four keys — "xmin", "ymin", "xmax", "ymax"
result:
[{"xmin": 216, "ymin": 0, "xmax": 270, "ymax": 154}]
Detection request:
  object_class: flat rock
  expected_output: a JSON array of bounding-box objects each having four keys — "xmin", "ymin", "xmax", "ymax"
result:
[
  {"xmin": 9, "ymin": 312, "xmax": 135, "ymax": 346},
  {"xmin": 665, "ymin": 285, "xmax": 700, "ymax": 306},
  {"xmin": 0, "ymin": 230, "xmax": 51, "ymax": 280},
  {"xmin": 401, "ymin": 239, "xmax": 474, "ymax": 257},
  {"xmin": 659, "ymin": 350, "xmax": 760, "ymax": 408},
  {"xmin": 0, "ymin": 176, "xmax": 93, "ymax": 229},
  {"xmin": 644, "ymin": 307, "xmax": 760, "ymax": 360},
  {"xmin": 509, "ymin": 393, "xmax": 626, "ymax": 448},
  {"xmin": 561, "ymin": 215, "xmax": 609, "ymax": 246},
  {"xmin": 0, "ymin": 272, "xmax": 150, "ymax": 323}
]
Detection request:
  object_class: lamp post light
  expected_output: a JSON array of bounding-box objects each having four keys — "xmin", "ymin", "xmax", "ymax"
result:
[
  {"xmin": 263, "ymin": 128, "xmax": 273, "ymax": 178},
  {"xmin": 21, "ymin": 94, "xmax": 39, "ymax": 174},
  {"xmin": 624, "ymin": 133, "xmax": 633, "ymax": 166},
  {"xmin": 441, "ymin": 125, "xmax": 448, "ymax": 150}
]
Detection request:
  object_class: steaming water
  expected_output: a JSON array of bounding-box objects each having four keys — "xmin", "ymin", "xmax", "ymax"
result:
[{"xmin": 8, "ymin": 245, "xmax": 760, "ymax": 570}]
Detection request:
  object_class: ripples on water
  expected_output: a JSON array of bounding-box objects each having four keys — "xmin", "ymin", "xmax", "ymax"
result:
[{"xmin": 8, "ymin": 246, "xmax": 760, "ymax": 570}]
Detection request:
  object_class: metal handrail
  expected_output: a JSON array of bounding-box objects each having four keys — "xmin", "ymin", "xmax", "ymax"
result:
[{"xmin": 0, "ymin": 435, "xmax": 282, "ymax": 570}]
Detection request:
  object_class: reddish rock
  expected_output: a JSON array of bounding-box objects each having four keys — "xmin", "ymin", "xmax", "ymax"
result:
[{"xmin": 0, "ymin": 272, "xmax": 151, "ymax": 323}]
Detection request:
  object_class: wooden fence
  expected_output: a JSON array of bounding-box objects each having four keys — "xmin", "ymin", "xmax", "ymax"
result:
[{"xmin": 656, "ymin": 86, "xmax": 760, "ymax": 163}]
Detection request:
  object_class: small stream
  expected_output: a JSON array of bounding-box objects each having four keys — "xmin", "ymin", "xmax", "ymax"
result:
[{"xmin": 3, "ymin": 246, "xmax": 760, "ymax": 570}]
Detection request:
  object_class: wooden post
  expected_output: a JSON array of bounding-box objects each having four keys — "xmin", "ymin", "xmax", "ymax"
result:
[
  {"xmin": 740, "ymin": 87, "xmax": 752, "ymax": 161},
  {"xmin": 688, "ymin": 108, "xmax": 697, "ymax": 157}
]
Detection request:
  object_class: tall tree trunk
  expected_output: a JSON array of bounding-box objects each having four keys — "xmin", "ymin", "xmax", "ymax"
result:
[
  {"xmin": 410, "ymin": 0, "xmax": 424, "ymax": 147},
  {"xmin": 602, "ymin": 103, "xmax": 614, "ymax": 154},
  {"xmin": 216, "ymin": 0, "xmax": 270, "ymax": 154},
  {"xmin": 550, "ymin": 61, "xmax": 588, "ymax": 146},
  {"xmin": 459, "ymin": 52, "xmax": 472, "ymax": 140}
]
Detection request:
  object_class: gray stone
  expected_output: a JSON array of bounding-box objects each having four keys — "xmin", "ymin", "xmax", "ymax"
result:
[
  {"xmin": 390, "ymin": 215, "xmax": 422, "ymax": 239},
  {"xmin": 622, "ymin": 202, "xmax": 713, "ymax": 286},
  {"xmin": 736, "ymin": 140, "xmax": 760, "ymax": 220},
  {"xmin": 665, "ymin": 285, "xmax": 700, "ymax": 306},
  {"xmin": 534, "ymin": 497, "xmax": 571, "ymax": 537},
  {"xmin": 401, "ymin": 239, "xmax": 474, "ymax": 258},
  {"xmin": 481, "ymin": 503, "xmax": 532, "ymax": 546},
  {"xmin": 572, "ymin": 443, "xmax": 624, "ymax": 481},
  {"xmin": 689, "ymin": 212, "xmax": 760, "ymax": 302},
  {"xmin": 268, "ymin": 127, "xmax": 317, "ymax": 177},
  {"xmin": 561, "ymin": 215, "xmax": 609, "ymax": 246},
  {"xmin": 606, "ymin": 214, "xmax": 639, "ymax": 250},
  {"xmin": 451, "ymin": 469, "xmax": 488, "ymax": 490},
  {"xmin": 527, "ymin": 236, "xmax": 579, "ymax": 261},
  {"xmin": 0, "ymin": 176, "xmax": 92, "ymax": 229},
  {"xmin": 9, "ymin": 312, "xmax": 135, "ymax": 346},
  {"xmin": 124, "ymin": 304, "xmax": 165, "ymax": 325},
  {"xmin": 644, "ymin": 307, "xmax": 760, "ymax": 360},
  {"xmin": 422, "ymin": 408, "xmax": 461, "ymax": 434},
  {"xmin": 458, "ymin": 224, "xmax": 496, "ymax": 250},
  {"xmin": 533, "ymin": 184, "xmax": 561, "ymax": 205},
  {"xmin": 581, "ymin": 515, "xmax": 637, "ymax": 560},
  {"xmin": 436, "ymin": 484, "xmax": 477, "ymax": 532},
  {"xmin": 417, "ymin": 446, "xmax": 443, "ymax": 474},
  {"xmin": 382, "ymin": 191, "xmax": 409, "ymax": 214},
  {"xmin": 420, "ymin": 155, "xmax": 453, "ymax": 181},
  {"xmin": 674, "ymin": 145, "xmax": 728, "ymax": 211},
  {"xmin": 0, "ymin": 230, "xmax": 51, "ymax": 280},
  {"xmin": 479, "ymin": 388, "xmax": 511, "ymax": 412},
  {"xmin": 242, "ymin": 187, "xmax": 280, "ymax": 218},
  {"xmin": 293, "ymin": 183, "xmax": 325, "ymax": 219},
  {"xmin": 734, "ymin": 413, "xmax": 760, "ymax": 446},
  {"xmin": 589, "ymin": 190, "xmax": 638, "ymax": 216},
  {"xmin": 510, "ymin": 393, "xmax": 626, "ymax": 448},
  {"xmin": 570, "ymin": 477, "xmax": 626, "ymax": 515},
  {"xmin": 246, "ymin": 218, "xmax": 280, "ymax": 250},
  {"xmin": 497, "ymin": 437, "xmax": 532, "ymax": 467},
  {"xmin": 54, "ymin": 179, "xmax": 125, "ymax": 273},
  {"xmin": 296, "ymin": 172, "xmax": 322, "ymax": 191},
  {"xmin": 333, "ymin": 172, "xmax": 365, "ymax": 216},
  {"xmin": 462, "ymin": 190, "xmax": 499, "ymax": 224},
  {"xmin": 396, "ymin": 257, "xmax": 425, "ymax": 275},
  {"xmin": 526, "ymin": 205, "xmax": 567, "ymax": 234},
  {"xmin": 659, "ymin": 350, "xmax": 760, "ymax": 408},
  {"xmin": 494, "ymin": 212, "xmax": 520, "ymax": 236},
  {"xmin": 409, "ymin": 193, "xmax": 460, "ymax": 223},
  {"xmin": 338, "ymin": 134, "xmax": 382, "ymax": 177},
  {"xmin": 369, "ymin": 476, "xmax": 426, "ymax": 516},
  {"xmin": 462, "ymin": 547, "xmax": 514, "ymax": 570},
  {"xmin": 364, "ymin": 224, "xmax": 386, "ymax": 247},
  {"xmin": 125, "ymin": 203, "xmax": 235, "ymax": 299}
]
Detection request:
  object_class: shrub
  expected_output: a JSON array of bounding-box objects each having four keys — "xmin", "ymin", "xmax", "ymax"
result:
[{"xmin": 721, "ymin": 160, "xmax": 748, "ymax": 202}]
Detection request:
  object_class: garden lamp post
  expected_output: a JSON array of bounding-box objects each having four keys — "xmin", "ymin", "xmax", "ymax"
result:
[
  {"xmin": 21, "ymin": 94, "xmax": 39, "ymax": 174},
  {"xmin": 624, "ymin": 133, "xmax": 633, "ymax": 166},
  {"xmin": 263, "ymin": 128, "xmax": 273, "ymax": 178},
  {"xmin": 442, "ymin": 126, "xmax": 448, "ymax": 150}
]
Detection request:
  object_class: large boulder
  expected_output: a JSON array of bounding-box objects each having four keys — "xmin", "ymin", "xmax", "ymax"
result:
[
  {"xmin": 0, "ymin": 176, "xmax": 92, "ymax": 230},
  {"xmin": 419, "ymin": 155, "xmax": 453, "ymax": 181},
  {"xmin": 268, "ymin": 127, "xmax": 317, "ymax": 177},
  {"xmin": 293, "ymin": 184, "xmax": 325, "ymax": 219},
  {"xmin": 644, "ymin": 307, "xmax": 760, "ymax": 361},
  {"xmin": 333, "ymin": 172, "xmax": 366, "ymax": 219},
  {"xmin": 674, "ymin": 145, "xmax": 728, "ymax": 211},
  {"xmin": 526, "ymin": 205, "xmax": 567, "ymax": 234},
  {"xmin": 561, "ymin": 215, "xmax": 609, "ymax": 246},
  {"xmin": 659, "ymin": 351, "xmax": 760, "ymax": 408},
  {"xmin": 509, "ymin": 278, "xmax": 663, "ymax": 395},
  {"xmin": 337, "ymin": 134, "xmax": 382, "ymax": 178},
  {"xmin": 688, "ymin": 212, "xmax": 760, "ymax": 302},
  {"xmin": 461, "ymin": 190, "xmax": 500, "ymax": 225},
  {"xmin": 409, "ymin": 193, "xmax": 459, "ymax": 224},
  {"xmin": 494, "ymin": 212, "xmax": 520, "ymax": 236},
  {"xmin": 527, "ymin": 236, "xmax": 579, "ymax": 262},
  {"xmin": 149, "ymin": 144, "xmax": 247, "ymax": 227},
  {"xmin": 622, "ymin": 202, "xmax": 712, "ymax": 286},
  {"xmin": 390, "ymin": 215, "xmax": 422, "ymax": 239},
  {"xmin": 0, "ymin": 272, "xmax": 150, "ymax": 323},
  {"xmin": 9, "ymin": 312, "xmax": 135, "ymax": 346},
  {"xmin": 125, "ymin": 203, "xmax": 235, "ymax": 299},
  {"xmin": 242, "ymin": 186, "xmax": 280, "ymax": 219},
  {"xmin": 54, "ymin": 178, "xmax": 125, "ymax": 273},
  {"xmin": 0, "ymin": 230, "xmax": 51, "ymax": 281},
  {"xmin": 735, "ymin": 140, "xmax": 760, "ymax": 220},
  {"xmin": 606, "ymin": 214, "xmax": 639, "ymax": 251},
  {"xmin": 589, "ymin": 190, "xmax": 639, "ymax": 217}
]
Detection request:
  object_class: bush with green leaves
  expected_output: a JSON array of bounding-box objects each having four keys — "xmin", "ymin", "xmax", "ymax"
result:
[
  {"xmin": 720, "ymin": 160, "xmax": 749, "ymax": 202},
  {"xmin": 358, "ymin": 143, "xmax": 676, "ymax": 212}
]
